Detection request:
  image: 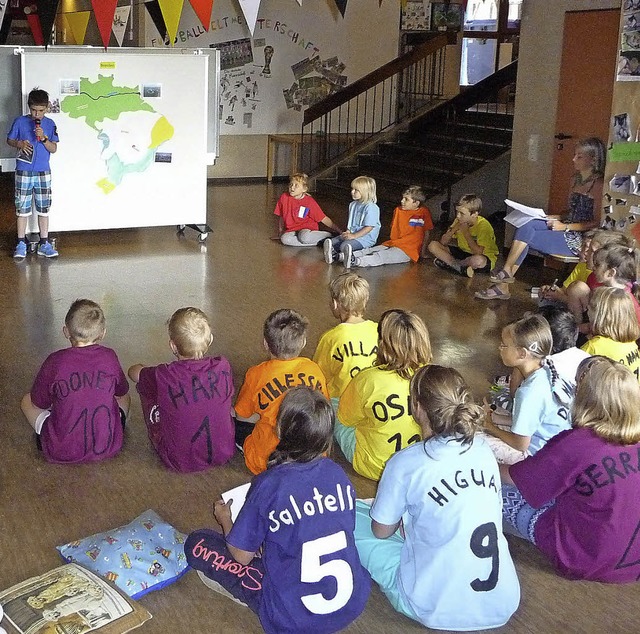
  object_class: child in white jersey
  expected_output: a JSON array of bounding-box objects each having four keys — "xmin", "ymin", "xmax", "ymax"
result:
[{"xmin": 355, "ymin": 365, "xmax": 520, "ymax": 630}]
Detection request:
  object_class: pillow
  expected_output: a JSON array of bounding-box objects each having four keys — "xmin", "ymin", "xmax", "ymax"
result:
[{"xmin": 57, "ymin": 509, "xmax": 189, "ymax": 599}]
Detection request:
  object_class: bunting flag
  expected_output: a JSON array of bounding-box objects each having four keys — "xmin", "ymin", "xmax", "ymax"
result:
[
  {"xmin": 112, "ymin": 5, "xmax": 131, "ymax": 47},
  {"xmin": 0, "ymin": 12, "xmax": 11, "ymax": 46},
  {"xmin": 0, "ymin": 1, "xmax": 8, "ymax": 34},
  {"xmin": 237, "ymin": 0, "xmax": 261, "ymax": 36},
  {"xmin": 158, "ymin": 0, "xmax": 185, "ymax": 46},
  {"xmin": 295, "ymin": 0, "xmax": 302, "ymax": 5},
  {"xmin": 333, "ymin": 0, "xmax": 347, "ymax": 18},
  {"xmin": 25, "ymin": 10, "xmax": 44, "ymax": 46},
  {"xmin": 65, "ymin": 11, "xmax": 91, "ymax": 46},
  {"xmin": 38, "ymin": 0, "xmax": 61, "ymax": 47},
  {"xmin": 91, "ymin": 0, "xmax": 118, "ymax": 48},
  {"xmin": 188, "ymin": 0, "xmax": 214, "ymax": 31},
  {"xmin": 145, "ymin": 0, "xmax": 168, "ymax": 43}
]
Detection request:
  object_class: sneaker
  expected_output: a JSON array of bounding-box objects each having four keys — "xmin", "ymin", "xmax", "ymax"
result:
[
  {"xmin": 37, "ymin": 240, "xmax": 58, "ymax": 258},
  {"xmin": 13, "ymin": 241, "xmax": 27, "ymax": 259},
  {"xmin": 323, "ymin": 239, "xmax": 336, "ymax": 264},
  {"xmin": 342, "ymin": 243, "xmax": 353, "ymax": 269},
  {"xmin": 196, "ymin": 571, "xmax": 248, "ymax": 607}
]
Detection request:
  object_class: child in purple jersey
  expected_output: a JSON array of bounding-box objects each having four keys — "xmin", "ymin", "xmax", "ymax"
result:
[
  {"xmin": 502, "ymin": 356, "xmax": 640, "ymax": 583},
  {"xmin": 21, "ymin": 299, "xmax": 130, "ymax": 464},
  {"xmin": 185, "ymin": 387, "xmax": 371, "ymax": 634},
  {"xmin": 128, "ymin": 307, "xmax": 235, "ymax": 472}
]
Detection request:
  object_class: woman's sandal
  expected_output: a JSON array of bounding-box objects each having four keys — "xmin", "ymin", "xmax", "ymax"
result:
[
  {"xmin": 489, "ymin": 269, "xmax": 516, "ymax": 284},
  {"xmin": 474, "ymin": 285, "xmax": 511, "ymax": 300}
]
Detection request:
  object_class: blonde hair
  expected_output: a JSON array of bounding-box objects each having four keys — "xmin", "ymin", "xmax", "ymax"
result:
[
  {"xmin": 403, "ymin": 185, "xmax": 426, "ymax": 206},
  {"xmin": 410, "ymin": 365, "xmax": 482, "ymax": 446},
  {"xmin": 589, "ymin": 287, "xmax": 640, "ymax": 343},
  {"xmin": 593, "ymin": 242, "xmax": 640, "ymax": 285},
  {"xmin": 351, "ymin": 176, "xmax": 377, "ymax": 203},
  {"xmin": 573, "ymin": 356, "xmax": 640, "ymax": 444},
  {"xmin": 456, "ymin": 194, "xmax": 482, "ymax": 215},
  {"xmin": 264, "ymin": 308, "xmax": 308, "ymax": 359},
  {"xmin": 290, "ymin": 173, "xmax": 309, "ymax": 191},
  {"xmin": 65, "ymin": 299, "xmax": 105, "ymax": 345},
  {"xmin": 375, "ymin": 309, "xmax": 432, "ymax": 380},
  {"xmin": 329, "ymin": 272, "xmax": 369, "ymax": 318},
  {"xmin": 504, "ymin": 314, "xmax": 552, "ymax": 359},
  {"xmin": 168, "ymin": 307, "xmax": 212, "ymax": 359},
  {"xmin": 590, "ymin": 229, "xmax": 634, "ymax": 250}
]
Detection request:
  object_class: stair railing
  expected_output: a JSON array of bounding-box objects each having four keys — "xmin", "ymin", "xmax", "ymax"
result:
[{"xmin": 300, "ymin": 34, "xmax": 450, "ymax": 176}]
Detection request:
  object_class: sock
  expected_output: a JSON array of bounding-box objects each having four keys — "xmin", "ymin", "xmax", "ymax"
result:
[
  {"xmin": 39, "ymin": 238, "xmax": 48, "ymax": 245},
  {"xmin": 17, "ymin": 238, "xmax": 27, "ymax": 244}
]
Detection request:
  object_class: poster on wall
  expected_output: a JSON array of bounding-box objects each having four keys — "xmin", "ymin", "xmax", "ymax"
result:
[
  {"xmin": 143, "ymin": 0, "xmax": 404, "ymax": 135},
  {"xmin": 401, "ymin": 1, "xmax": 431, "ymax": 31},
  {"xmin": 618, "ymin": 3, "xmax": 640, "ymax": 80},
  {"xmin": 22, "ymin": 51, "xmax": 209, "ymax": 232}
]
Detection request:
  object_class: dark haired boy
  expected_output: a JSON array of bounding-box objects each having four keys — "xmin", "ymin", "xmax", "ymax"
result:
[{"xmin": 7, "ymin": 88, "xmax": 59, "ymax": 258}]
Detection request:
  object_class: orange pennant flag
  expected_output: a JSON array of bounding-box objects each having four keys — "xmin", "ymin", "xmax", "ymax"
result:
[
  {"xmin": 188, "ymin": 0, "xmax": 214, "ymax": 31},
  {"xmin": 91, "ymin": 0, "xmax": 118, "ymax": 48},
  {"xmin": 158, "ymin": 0, "xmax": 185, "ymax": 46},
  {"xmin": 65, "ymin": 11, "xmax": 91, "ymax": 46}
]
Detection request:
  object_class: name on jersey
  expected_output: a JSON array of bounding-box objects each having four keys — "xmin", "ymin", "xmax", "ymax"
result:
[
  {"xmin": 621, "ymin": 347, "xmax": 640, "ymax": 367},
  {"xmin": 428, "ymin": 468, "xmax": 498, "ymax": 507},
  {"xmin": 167, "ymin": 368, "xmax": 233, "ymax": 409},
  {"xmin": 258, "ymin": 373, "xmax": 323, "ymax": 410},
  {"xmin": 574, "ymin": 446, "xmax": 640, "ymax": 496},
  {"xmin": 268, "ymin": 483, "xmax": 354, "ymax": 532},
  {"xmin": 331, "ymin": 341, "xmax": 377, "ymax": 363},
  {"xmin": 52, "ymin": 370, "xmax": 118, "ymax": 400}
]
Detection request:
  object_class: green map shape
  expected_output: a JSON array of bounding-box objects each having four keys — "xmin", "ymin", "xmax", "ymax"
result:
[{"xmin": 61, "ymin": 74, "xmax": 155, "ymax": 129}]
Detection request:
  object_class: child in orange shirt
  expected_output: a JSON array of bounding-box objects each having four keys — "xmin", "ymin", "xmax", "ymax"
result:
[
  {"xmin": 346, "ymin": 186, "xmax": 433, "ymax": 268},
  {"xmin": 234, "ymin": 308, "xmax": 329, "ymax": 474}
]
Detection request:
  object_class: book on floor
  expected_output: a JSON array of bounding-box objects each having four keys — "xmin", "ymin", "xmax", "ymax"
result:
[{"xmin": 0, "ymin": 563, "xmax": 151, "ymax": 634}]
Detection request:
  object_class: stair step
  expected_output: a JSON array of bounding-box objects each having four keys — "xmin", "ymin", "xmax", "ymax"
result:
[
  {"xmin": 456, "ymin": 110, "xmax": 514, "ymax": 131},
  {"xmin": 396, "ymin": 131, "xmax": 509, "ymax": 160},
  {"xmin": 357, "ymin": 154, "xmax": 462, "ymax": 183},
  {"xmin": 378, "ymin": 143, "xmax": 487, "ymax": 172}
]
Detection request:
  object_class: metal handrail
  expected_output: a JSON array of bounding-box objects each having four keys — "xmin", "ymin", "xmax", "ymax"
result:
[{"xmin": 300, "ymin": 34, "xmax": 450, "ymax": 176}]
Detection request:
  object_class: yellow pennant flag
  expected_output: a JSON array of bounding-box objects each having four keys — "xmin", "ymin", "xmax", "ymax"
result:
[
  {"xmin": 65, "ymin": 11, "xmax": 91, "ymax": 45},
  {"xmin": 158, "ymin": 0, "xmax": 185, "ymax": 46}
]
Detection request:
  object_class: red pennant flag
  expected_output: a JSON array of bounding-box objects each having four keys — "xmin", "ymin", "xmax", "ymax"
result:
[
  {"xmin": 188, "ymin": 0, "xmax": 214, "ymax": 31},
  {"xmin": 26, "ymin": 12, "xmax": 44, "ymax": 46},
  {"xmin": 37, "ymin": 0, "xmax": 61, "ymax": 47},
  {"xmin": 91, "ymin": 0, "xmax": 119, "ymax": 48}
]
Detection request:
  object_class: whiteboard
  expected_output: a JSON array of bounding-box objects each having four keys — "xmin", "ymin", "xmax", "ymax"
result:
[{"xmin": 20, "ymin": 49, "xmax": 214, "ymax": 232}]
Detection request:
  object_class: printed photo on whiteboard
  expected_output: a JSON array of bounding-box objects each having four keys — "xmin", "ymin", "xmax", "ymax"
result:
[
  {"xmin": 143, "ymin": 83, "xmax": 162, "ymax": 98},
  {"xmin": 613, "ymin": 113, "xmax": 632, "ymax": 142},
  {"xmin": 610, "ymin": 174, "xmax": 632, "ymax": 193},
  {"xmin": 60, "ymin": 79, "xmax": 80, "ymax": 95},
  {"xmin": 154, "ymin": 151, "xmax": 171, "ymax": 162},
  {"xmin": 618, "ymin": 51, "xmax": 640, "ymax": 79}
]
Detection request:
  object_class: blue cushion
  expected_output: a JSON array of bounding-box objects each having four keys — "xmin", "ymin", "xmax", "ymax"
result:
[{"xmin": 57, "ymin": 509, "xmax": 189, "ymax": 599}]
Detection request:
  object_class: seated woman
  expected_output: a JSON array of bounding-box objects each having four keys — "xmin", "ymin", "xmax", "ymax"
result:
[{"xmin": 476, "ymin": 137, "xmax": 605, "ymax": 300}]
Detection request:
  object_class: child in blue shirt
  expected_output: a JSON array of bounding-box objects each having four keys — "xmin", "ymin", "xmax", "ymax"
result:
[
  {"xmin": 323, "ymin": 176, "xmax": 381, "ymax": 267},
  {"xmin": 355, "ymin": 365, "xmax": 520, "ymax": 631},
  {"xmin": 7, "ymin": 88, "xmax": 59, "ymax": 259}
]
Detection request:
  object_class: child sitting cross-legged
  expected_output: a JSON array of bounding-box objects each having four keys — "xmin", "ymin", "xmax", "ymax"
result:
[
  {"xmin": 335, "ymin": 309, "xmax": 432, "ymax": 481},
  {"xmin": 128, "ymin": 307, "xmax": 236, "ymax": 472},
  {"xmin": 185, "ymin": 387, "xmax": 371, "ymax": 632},
  {"xmin": 355, "ymin": 365, "xmax": 520, "ymax": 630},
  {"xmin": 313, "ymin": 272, "xmax": 378, "ymax": 402},
  {"xmin": 234, "ymin": 308, "xmax": 329, "ymax": 474},
  {"xmin": 21, "ymin": 299, "xmax": 130, "ymax": 463},
  {"xmin": 430, "ymin": 194, "xmax": 499, "ymax": 280}
]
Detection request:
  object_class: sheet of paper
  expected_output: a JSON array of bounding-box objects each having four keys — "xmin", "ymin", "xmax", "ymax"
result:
[
  {"xmin": 504, "ymin": 199, "xmax": 547, "ymax": 227},
  {"xmin": 222, "ymin": 482, "xmax": 251, "ymax": 523}
]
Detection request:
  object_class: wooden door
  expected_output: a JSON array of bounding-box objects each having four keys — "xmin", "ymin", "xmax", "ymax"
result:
[{"xmin": 548, "ymin": 9, "xmax": 619, "ymax": 213}]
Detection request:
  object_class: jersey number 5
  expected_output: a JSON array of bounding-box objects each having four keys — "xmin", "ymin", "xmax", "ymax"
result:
[{"xmin": 300, "ymin": 531, "xmax": 354, "ymax": 614}]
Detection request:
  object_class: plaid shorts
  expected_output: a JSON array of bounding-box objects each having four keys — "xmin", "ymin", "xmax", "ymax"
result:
[{"xmin": 15, "ymin": 170, "xmax": 52, "ymax": 217}]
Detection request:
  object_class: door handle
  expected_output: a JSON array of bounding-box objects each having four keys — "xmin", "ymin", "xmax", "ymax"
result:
[{"xmin": 554, "ymin": 133, "xmax": 573, "ymax": 140}]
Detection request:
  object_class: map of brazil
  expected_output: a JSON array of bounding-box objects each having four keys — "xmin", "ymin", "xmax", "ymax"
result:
[{"xmin": 61, "ymin": 75, "xmax": 175, "ymax": 194}]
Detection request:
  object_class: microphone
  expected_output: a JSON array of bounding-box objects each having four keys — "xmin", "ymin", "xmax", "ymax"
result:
[{"xmin": 34, "ymin": 117, "xmax": 42, "ymax": 141}]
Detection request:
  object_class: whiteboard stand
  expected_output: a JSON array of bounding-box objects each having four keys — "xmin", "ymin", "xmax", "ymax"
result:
[{"xmin": 176, "ymin": 222, "xmax": 213, "ymax": 242}]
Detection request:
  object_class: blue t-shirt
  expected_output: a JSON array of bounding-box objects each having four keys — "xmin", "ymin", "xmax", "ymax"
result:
[
  {"xmin": 347, "ymin": 201, "xmax": 380, "ymax": 248},
  {"xmin": 370, "ymin": 436, "xmax": 520, "ymax": 630},
  {"xmin": 512, "ymin": 366, "xmax": 572, "ymax": 454},
  {"xmin": 227, "ymin": 457, "xmax": 371, "ymax": 634},
  {"xmin": 8, "ymin": 114, "xmax": 59, "ymax": 172}
]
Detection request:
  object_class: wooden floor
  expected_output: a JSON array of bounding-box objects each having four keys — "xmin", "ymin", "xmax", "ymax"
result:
[{"xmin": 0, "ymin": 177, "xmax": 638, "ymax": 633}]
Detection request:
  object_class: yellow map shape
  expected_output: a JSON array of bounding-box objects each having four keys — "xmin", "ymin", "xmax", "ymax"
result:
[
  {"xmin": 150, "ymin": 116, "xmax": 174, "ymax": 148},
  {"xmin": 97, "ymin": 178, "xmax": 116, "ymax": 194}
]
